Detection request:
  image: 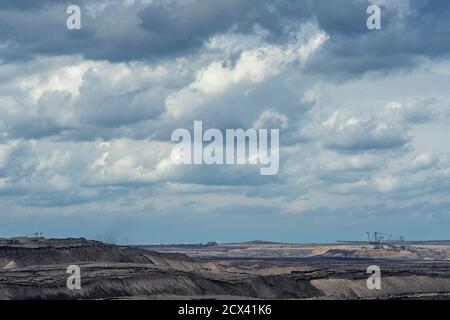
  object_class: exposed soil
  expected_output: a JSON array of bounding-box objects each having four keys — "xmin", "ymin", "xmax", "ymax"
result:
[{"xmin": 1, "ymin": 237, "xmax": 449, "ymax": 300}]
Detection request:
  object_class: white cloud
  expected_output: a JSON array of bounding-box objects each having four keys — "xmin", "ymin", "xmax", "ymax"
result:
[
  {"xmin": 411, "ymin": 153, "xmax": 435, "ymax": 170},
  {"xmin": 374, "ymin": 175, "xmax": 400, "ymax": 193},
  {"xmin": 166, "ymin": 31, "xmax": 328, "ymax": 117},
  {"xmin": 253, "ymin": 110, "xmax": 289, "ymax": 129},
  {"xmin": 0, "ymin": 143, "xmax": 13, "ymax": 169},
  {"xmin": 0, "ymin": 4, "xmax": 449, "ymax": 243},
  {"xmin": 87, "ymin": 139, "xmax": 174, "ymax": 185}
]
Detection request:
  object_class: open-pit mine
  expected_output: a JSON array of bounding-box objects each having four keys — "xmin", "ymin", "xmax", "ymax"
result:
[{"xmin": 1, "ymin": 237, "xmax": 449, "ymax": 300}]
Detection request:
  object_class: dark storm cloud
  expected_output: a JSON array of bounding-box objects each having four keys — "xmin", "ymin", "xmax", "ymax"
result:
[
  {"xmin": 0, "ymin": 2, "xmax": 91, "ymax": 61},
  {"xmin": 307, "ymin": 0, "xmax": 450, "ymax": 76},
  {"xmin": 1, "ymin": 0, "xmax": 449, "ymax": 76},
  {"xmin": 0, "ymin": 0, "xmax": 63, "ymax": 10},
  {"xmin": 0, "ymin": 0, "xmax": 311, "ymax": 62},
  {"xmin": 1, "ymin": 0, "xmax": 298, "ymax": 62},
  {"xmin": 137, "ymin": 0, "xmax": 270, "ymax": 56}
]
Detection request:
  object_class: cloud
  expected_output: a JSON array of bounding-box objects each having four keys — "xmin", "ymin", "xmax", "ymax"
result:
[
  {"xmin": 0, "ymin": 0, "xmax": 450, "ymax": 241},
  {"xmin": 253, "ymin": 110, "xmax": 289, "ymax": 130},
  {"xmin": 322, "ymin": 111, "xmax": 410, "ymax": 151},
  {"xmin": 73, "ymin": 62, "xmax": 169, "ymax": 127},
  {"xmin": 411, "ymin": 153, "xmax": 435, "ymax": 170},
  {"xmin": 304, "ymin": 0, "xmax": 450, "ymax": 77},
  {"xmin": 0, "ymin": 0, "xmax": 447, "ymax": 75},
  {"xmin": 165, "ymin": 31, "xmax": 328, "ymax": 118}
]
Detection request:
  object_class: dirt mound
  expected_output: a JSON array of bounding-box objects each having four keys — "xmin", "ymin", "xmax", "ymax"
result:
[
  {"xmin": 317, "ymin": 248, "xmax": 417, "ymax": 259},
  {"xmin": 2, "ymin": 261, "xmax": 17, "ymax": 270},
  {"xmin": 0, "ymin": 264, "xmax": 322, "ymax": 300},
  {"xmin": 311, "ymin": 276, "xmax": 450, "ymax": 299},
  {"xmin": 0, "ymin": 238, "xmax": 154, "ymax": 268},
  {"xmin": 142, "ymin": 251, "xmax": 225, "ymax": 273},
  {"xmin": 0, "ymin": 238, "xmax": 224, "ymax": 274}
]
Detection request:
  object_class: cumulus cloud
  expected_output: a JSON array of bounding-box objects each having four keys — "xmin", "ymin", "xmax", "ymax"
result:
[
  {"xmin": 0, "ymin": 0, "xmax": 450, "ymax": 242},
  {"xmin": 321, "ymin": 110, "xmax": 410, "ymax": 151},
  {"xmin": 1, "ymin": 0, "xmax": 448, "ymax": 73},
  {"xmin": 165, "ymin": 31, "xmax": 328, "ymax": 118},
  {"xmin": 253, "ymin": 110, "xmax": 289, "ymax": 130}
]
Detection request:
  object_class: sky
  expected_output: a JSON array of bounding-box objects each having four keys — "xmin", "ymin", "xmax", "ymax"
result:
[{"xmin": 0, "ymin": 0, "xmax": 449, "ymax": 244}]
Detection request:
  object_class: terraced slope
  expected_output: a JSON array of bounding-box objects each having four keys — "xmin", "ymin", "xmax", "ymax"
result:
[{"xmin": 0, "ymin": 238, "xmax": 449, "ymax": 300}]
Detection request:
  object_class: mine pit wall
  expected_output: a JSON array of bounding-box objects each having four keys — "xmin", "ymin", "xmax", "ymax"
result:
[
  {"xmin": 0, "ymin": 246, "xmax": 154, "ymax": 268},
  {"xmin": 0, "ymin": 267, "xmax": 323, "ymax": 300},
  {"xmin": 1, "ymin": 239, "xmax": 449, "ymax": 300},
  {"xmin": 311, "ymin": 276, "xmax": 450, "ymax": 299},
  {"xmin": 1, "ymin": 265, "xmax": 450, "ymax": 300}
]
